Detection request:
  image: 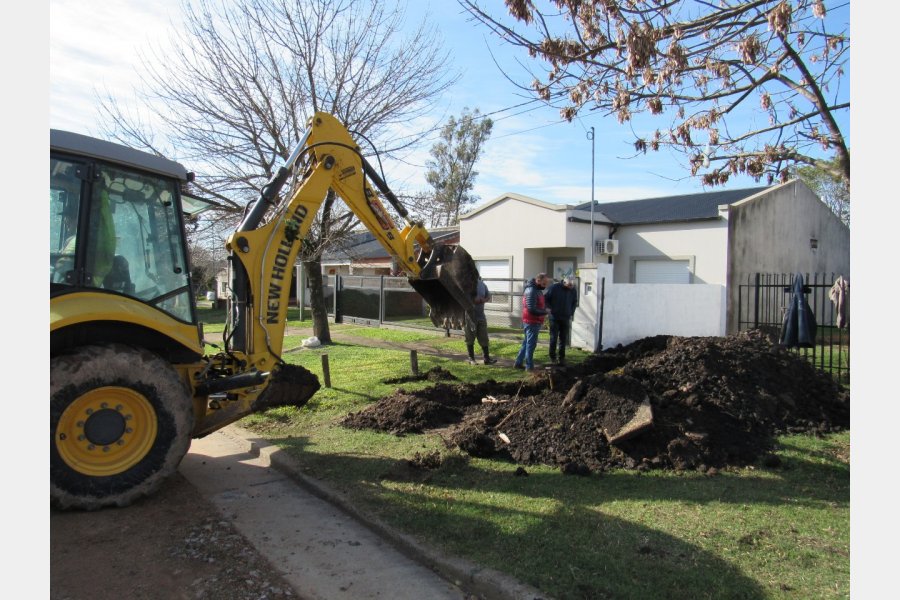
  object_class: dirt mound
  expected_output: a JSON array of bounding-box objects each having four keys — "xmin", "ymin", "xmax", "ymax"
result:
[
  {"xmin": 383, "ymin": 366, "xmax": 459, "ymax": 384},
  {"xmin": 342, "ymin": 331, "xmax": 849, "ymax": 473}
]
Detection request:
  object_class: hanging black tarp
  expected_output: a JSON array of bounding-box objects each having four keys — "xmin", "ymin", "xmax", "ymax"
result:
[{"xmin": 780, "ymin": 273, "xmax": 817, "ymax": 348}]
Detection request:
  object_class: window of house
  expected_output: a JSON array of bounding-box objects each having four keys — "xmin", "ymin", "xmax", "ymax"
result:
[{"xmin": 548, "ymin": 258, "xmax": 577, "ymax": 282}]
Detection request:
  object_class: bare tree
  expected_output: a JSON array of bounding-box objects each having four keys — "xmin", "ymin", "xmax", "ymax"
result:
[
  {"xmin": 187, "ymin": 241, "xmax": 227, "ymax": 295},
  {"xmin": 460, "ymin": 0, "xmax": 849, "ymax": 188},
  {"xmin": 100, "ymin": 0, "xmax": 457, "ymax": 343}
]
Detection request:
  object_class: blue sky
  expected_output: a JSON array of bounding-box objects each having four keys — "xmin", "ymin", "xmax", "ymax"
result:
[{"xmin": 47, "ymin": 0, "xmax": 849, "ymax": 209}]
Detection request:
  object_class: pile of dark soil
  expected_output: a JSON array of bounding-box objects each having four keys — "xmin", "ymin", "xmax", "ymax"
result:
[
  {"xmin": 341, "ymin": 331, "xmax": 849, "ymax": 473},
  {"xmin": 383, "ymin": 366, "xmax": 459, "ymax": 384}
]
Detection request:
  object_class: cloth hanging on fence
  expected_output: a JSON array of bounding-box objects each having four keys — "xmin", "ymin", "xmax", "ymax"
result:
[
  {"xmin": 829, "ymin": 275, "xmax": 849, "ymax": 328},
  {"xmin": 780, "ymin": 273, "xmax": 817, "ymax": 348}
]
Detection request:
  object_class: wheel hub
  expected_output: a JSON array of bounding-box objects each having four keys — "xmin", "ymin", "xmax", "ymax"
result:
[
  {"xmin": 83, "ymin": 408, "xmax": 127, "ymax": 446},
  {"xmin": 55, "ymin": 386, "xmax": 158, "ymax": 477}
]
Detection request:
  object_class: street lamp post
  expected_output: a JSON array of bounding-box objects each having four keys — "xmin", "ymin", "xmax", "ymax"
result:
[{"xmin": 587, "ymin": 126, "xmax": 595, "ymax": 262}]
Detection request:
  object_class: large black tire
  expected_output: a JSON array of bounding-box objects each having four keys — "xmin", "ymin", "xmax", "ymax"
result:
[{"xmin": 51, "ymin": 344, "xmax": 194, "ymax": 510}]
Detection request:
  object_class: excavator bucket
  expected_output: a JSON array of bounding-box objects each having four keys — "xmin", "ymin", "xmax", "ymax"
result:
[
  {"xmin": 410, "ymin": 243, "xmax": 480, "ymax": 329},
  {"xmin": 251, "ymin": 364, "xmax": 321, "ymax": 412}
]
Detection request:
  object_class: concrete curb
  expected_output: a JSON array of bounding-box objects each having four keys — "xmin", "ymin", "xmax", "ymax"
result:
[{"xmin": 223, "ymin": 424, "xmax": 550, "ymax": 600}]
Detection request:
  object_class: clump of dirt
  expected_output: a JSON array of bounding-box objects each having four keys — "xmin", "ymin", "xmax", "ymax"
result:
[
  {"xmin": 251, "ymin": 364, "xmax": 321, "ymax": 412},
  {"xmin": 341, "ymin": 331, "xmax": 849, "ymax": 473},
  {"xmin": 383, "ymin": 366, "xmax": 459, "ymax": 384}
]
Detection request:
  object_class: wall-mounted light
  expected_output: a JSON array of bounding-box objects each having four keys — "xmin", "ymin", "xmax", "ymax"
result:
[{"xmin": 810, "ymin": 238, "xmax": 818, "ymax": 250}]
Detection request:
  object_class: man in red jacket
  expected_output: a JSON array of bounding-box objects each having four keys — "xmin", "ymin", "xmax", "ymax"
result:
[{"xmin": 514, "ymin": 272, "xmax": 551, "ymax": 371}]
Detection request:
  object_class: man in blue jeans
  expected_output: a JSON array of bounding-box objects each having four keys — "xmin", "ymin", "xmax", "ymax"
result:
[
  {"xmin": 514, "ymin": 272, "xmax": 551, "ymax": 371},
  {"xmin": 545, "ymin": 275, "xmax": 578, "ymax": 365}
]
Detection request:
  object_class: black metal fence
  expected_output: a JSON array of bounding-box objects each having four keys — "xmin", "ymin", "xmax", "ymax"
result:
[
  {"xmin": 302, "ymin": 275, "xmax": 542, "ymax": 332},
  {"xmin": 737, "ymin": 272, "xmax": 849, "ymax": 382}
]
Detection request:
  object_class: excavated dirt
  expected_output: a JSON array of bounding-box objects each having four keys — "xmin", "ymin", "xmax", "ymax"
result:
[
  {"xmin": 384, "ymin": 366, "xmax": 459, "ymax": 384},
  {"xmin": 251, "ymin": 364, "xmax": 321, "ymax": 412},
  {"xmin": 342, "ymin": 331, "xmax": 850, "ymax": 474}
]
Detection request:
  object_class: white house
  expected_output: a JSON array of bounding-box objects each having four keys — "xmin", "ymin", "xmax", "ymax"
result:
[{"xmin": 459, "ymin": 180, "xmax": 849, "ymax": 348}]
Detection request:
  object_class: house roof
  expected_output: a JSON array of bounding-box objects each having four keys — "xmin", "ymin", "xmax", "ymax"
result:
[
  {"xmin": 322, "ymin": 226, "xmax": 459, "ymax": 263},
  {"xmin": 573, "ymin": 186, "xmax": 770, "ymax": 225},
  {"xmin": 461, "ymin": 192, "xmax": 572, "ymax": 219},
  {"xmin": 321, "ymin": 231, "xmax": 383, "ymax": 262}
]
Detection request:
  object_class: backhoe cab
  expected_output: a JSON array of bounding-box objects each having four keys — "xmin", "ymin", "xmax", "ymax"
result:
[{"xmin": 50, "ymin": 113, "xmax": 479, "ymax": 510}]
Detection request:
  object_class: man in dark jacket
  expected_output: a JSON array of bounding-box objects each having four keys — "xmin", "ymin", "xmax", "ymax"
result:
[
  {"xmin": 545, "ymin": 276, "xmax": 578, "ymax": 364},
  {"xmin": 514, "ymin": 273, "xmax": 551, "ymax": 371}
]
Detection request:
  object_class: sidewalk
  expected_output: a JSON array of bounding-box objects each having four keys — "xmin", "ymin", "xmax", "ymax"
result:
[
  {"xmin": 182, "ymin": 426, "xmax": 549, "ymax": 600},
  {"xmin": 193, "ymin": 323, "xmax": 550, "ymax": 598}
]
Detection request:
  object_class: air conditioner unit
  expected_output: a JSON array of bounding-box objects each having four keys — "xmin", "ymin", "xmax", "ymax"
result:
[{"xmin": 596, "ymin": 239, "xmax": 619, "ymax": 256}]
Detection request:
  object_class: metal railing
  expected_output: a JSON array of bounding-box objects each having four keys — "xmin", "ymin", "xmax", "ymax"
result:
[
  {"xmin": 737, "ymin": 272, "xmax": 849, "ymax": 382},
  {"xmin": 302, "ymin": 275, "xmax": 549, "ymax": 333}
]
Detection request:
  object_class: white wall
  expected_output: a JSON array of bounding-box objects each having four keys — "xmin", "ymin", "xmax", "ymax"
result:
[
  {"xmin": 460, "ymin": 196, "xmax": 570, "ymax": 278},
  {"xmin": 600, "ymin": 282, "xmax": 726, "ymax": 349},
  {"xmin": 566, "ymin": 213, "xmax": 613, "ymax": 259},
  {"xmin": 612, "ymin": 219, "xmax": 729, "ymax": 284},
  {"xmin": 571, "ymin": 264, "xmax": 727, "ymax": 350}
]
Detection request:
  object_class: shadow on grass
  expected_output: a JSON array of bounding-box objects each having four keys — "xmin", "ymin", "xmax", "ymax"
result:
[
  {"xmin": 244, "ymin": 431, "xmax": 850, "ymax": 600},
  {"xmin": 423, "ymin": 447, "xmax": 850, "ymax": 510}
]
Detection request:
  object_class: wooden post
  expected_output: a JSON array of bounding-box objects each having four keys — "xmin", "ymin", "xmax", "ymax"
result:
[
  {"xmin": 321, "ymin": 353, "xmax": 331, "ymax": 388},
  {"xmin": 410, "ymin": 350, "xmax": 419, "ymax": 376},
  {"xmin": 379, "ymin": 275, "xmax": 385, "ymax": 324}
]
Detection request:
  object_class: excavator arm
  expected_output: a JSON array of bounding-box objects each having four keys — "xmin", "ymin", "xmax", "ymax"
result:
[{"xmin": 221, "ymin": 112, "xmax": 478, "ymax": 386}]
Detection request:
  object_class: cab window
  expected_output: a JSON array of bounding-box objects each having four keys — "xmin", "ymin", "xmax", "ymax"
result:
[{"xmin": 49, "ymin": 158, "xmax": 194, "ymax": 322}]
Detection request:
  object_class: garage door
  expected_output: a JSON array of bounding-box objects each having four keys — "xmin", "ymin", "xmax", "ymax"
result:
[
  {"xmin": 634, "ymin": 259, "xmax": 691, "ymax": 283},
  {"xmin": 475, "ymin": 259, "xmax": 510, "ymax": 292}
]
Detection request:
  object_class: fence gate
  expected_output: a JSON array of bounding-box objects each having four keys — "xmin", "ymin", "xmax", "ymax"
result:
[{"xmin": 737, "ymin": 272, "xmax": 849, "ymax": 382}]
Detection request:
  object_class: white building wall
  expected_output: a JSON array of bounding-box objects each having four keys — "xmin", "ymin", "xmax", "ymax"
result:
[
  {"xmin": 571, "ymin": 263, "xmax": 727, "ymax": 351},
  {"xmin": 460, "ymin": 197, "xmax": 570, "ymax": 278},
  {"xmin": 566, "ymin": 217, "xmax": 613, "ymax": 261},
  {"xmin": 611, "ymin": 220, "xmax": 729, "ymax": 284}
]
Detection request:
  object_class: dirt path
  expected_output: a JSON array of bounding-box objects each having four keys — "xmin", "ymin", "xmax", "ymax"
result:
[{"xmin": 51, "ymin": 472, "xmax": 298, "ymax": 600}]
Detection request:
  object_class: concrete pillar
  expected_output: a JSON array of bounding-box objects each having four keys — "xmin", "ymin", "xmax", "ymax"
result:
[{"xmin": 571, "ymin": 263, "xmax": 612, "ymax": 351}]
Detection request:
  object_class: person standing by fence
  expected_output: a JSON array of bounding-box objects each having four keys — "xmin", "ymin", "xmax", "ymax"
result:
[
  {"xmin": 514, "ymin": 273, "xmax": 550, "ymax": 371},
  {"xmin": 465, "ymin": 276, "xmax": 497, "ymax": 365},
  {"xmin": 545, "ymin": 275, "xmax": 578, "ymax": 365}
]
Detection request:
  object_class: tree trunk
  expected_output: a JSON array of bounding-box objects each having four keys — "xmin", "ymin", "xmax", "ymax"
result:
[{"xmin": 304, "ymin": 258, "xmax": 332, "ymax": 344}]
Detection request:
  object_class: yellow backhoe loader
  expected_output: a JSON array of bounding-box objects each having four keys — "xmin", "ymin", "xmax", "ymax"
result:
[{"xmin": 50, "ymin": 112, "xmax": 479, "ymax": 510}]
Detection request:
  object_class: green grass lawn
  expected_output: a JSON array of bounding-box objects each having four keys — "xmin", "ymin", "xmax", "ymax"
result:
[{"xmin": 234, "ymin": 323, "xmax": 850, "ymax": 600}]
